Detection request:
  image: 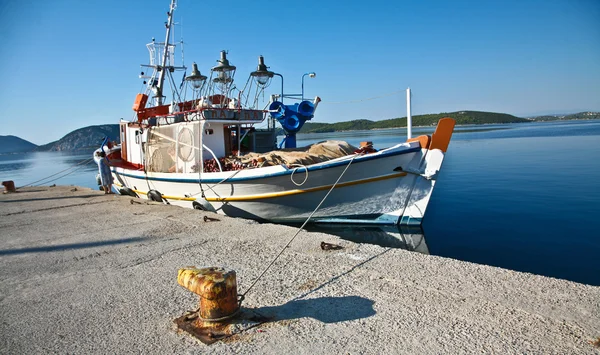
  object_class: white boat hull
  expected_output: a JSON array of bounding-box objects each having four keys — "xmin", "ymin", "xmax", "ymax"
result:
[{"xmin": 112, "ymin": 140, "xmax": 447, "ymax": 226}]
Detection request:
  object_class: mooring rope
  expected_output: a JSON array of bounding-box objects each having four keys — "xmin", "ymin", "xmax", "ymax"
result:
[
  {"xmin": 17, "ymin": 157, "xmax": 94, "ymax": 189},
  {"xmin": 239, "ymin": 153, "xmax": 361, "ymax": 299}
]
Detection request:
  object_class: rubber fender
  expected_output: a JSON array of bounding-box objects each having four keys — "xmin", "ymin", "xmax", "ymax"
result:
[
  {"xmin": 192, "ymin": 198, "xmax": 217, "ymax": 213},
  {"xmin": 119, "ymin": 187, "xmax": 139, "ymax": 198},
  {"xmin": 147, "ymin": 189, "xmax": 164, "ymax": 202}
]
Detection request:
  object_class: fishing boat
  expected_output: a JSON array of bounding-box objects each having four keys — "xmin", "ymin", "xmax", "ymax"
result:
[{"xmin": 102, "ymin": 0, "xmax": 455, "ymax": 226}]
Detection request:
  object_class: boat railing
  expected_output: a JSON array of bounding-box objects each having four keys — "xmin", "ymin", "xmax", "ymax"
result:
[
  {"xmin": 202, "ymin": 144, "xmax": 222, "ymax": 172},
  {"xmin": 140, "ymin": 107, "xmax": 269, "ymax": 124}
]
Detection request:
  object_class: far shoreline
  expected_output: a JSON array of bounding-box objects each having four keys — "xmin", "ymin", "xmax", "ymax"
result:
[{"xmin": 294, "ymin": 118, "xmax": 599, "ymax": 135}]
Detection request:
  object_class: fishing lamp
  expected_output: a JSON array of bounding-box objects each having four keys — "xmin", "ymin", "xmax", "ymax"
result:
[
  {"xmin": 301, "ymin": 72, "xmax": 316, "ymax": 101},
  {"xmin": 185, "ymin": 62, "xmax": 207, "ymax": 90},
  {"xmin": 212, "ymin": 50, "xmax": 236, "ymax": 84},
  {"xmin": 250, "ymin": 55, "xmax": 274, "ymax": 87}
]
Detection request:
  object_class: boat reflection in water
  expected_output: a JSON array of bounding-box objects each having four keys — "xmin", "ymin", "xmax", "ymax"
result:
[{"xmin": 303, "ymin": 224, "xmax": 429, "ymax": 254}]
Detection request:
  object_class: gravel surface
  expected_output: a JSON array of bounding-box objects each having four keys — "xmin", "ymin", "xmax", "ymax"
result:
[{"xmin": 1, "ymin": 186, "xmax": 599, "ymax": 354}]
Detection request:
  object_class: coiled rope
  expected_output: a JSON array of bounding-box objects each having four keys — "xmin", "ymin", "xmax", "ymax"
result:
[
  {"xmin": 17, "ymin": 157, "xmax": 94, "ymax": 189},
  {"xmin": 239, "ymin": 152, "xmax": 361, "ymax": 299},
  {"xmin": 289, "ymin": 164, "xmax": 308, "ymax": 186}
]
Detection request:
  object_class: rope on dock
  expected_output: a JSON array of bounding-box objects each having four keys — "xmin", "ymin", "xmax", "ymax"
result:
[{"xmin": 239, "ymin": 153, "xmax": 361, "ymax": 299}]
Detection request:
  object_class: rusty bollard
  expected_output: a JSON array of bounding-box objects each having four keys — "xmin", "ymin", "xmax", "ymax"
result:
[
  {"xmin": 2, "ymin": 181, "xmax": 16, "ymax": 194},
  {"xmin": 175, "ymin": 266, "xmax": 270, "ymax": 344},
  {"xmin": 175, "ymin": 267, "xmax": 240, "ymax": 344},
  {"xmin": 177, "ymin": 267, "xmax": 239, "ymax": 322}
]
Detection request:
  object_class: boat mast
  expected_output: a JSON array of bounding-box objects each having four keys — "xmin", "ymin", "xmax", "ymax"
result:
[{"xmin": 156, "ymin": 0, "xmax": 177, "ymax": 106}]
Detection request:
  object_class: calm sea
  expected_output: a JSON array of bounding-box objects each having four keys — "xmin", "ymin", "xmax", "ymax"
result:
[{"xmin": 1, "ymin": 120, "xmax": 599, "ymax": 285}]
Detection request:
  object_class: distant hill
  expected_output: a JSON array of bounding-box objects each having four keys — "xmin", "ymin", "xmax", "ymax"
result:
[
  {"xmin": 36, "ymin": 124, "xmax": 120, "ymax": 152},
  {"xmin": 293, "ymin": 110, "xmax": 529, "ymax": 134},
  {"xmin": 19, "ymin": 110, "xmax": 599, "ymax": 152},
  {"xmin": 528, "ymin": 111, "xmax": 600, "ymax": 121},
  {"xmin": 0, "ymin": 135, "xmax": 38, "ymax": 154}
]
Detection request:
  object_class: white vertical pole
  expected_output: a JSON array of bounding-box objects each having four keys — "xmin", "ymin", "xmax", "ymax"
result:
[
  {"xmin": 406, "ymin": 87, "xmax": 412, "ymax": 139},
  {"xmin": 156, "ymin": 0, "xmax": 176, "ymax": 106}
]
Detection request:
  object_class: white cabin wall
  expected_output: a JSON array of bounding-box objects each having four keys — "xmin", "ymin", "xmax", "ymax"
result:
[
  {"xmin": 172, "ymin": 121, "xmax": 226, "ymax": 173},
  {"xmin": 122, "ymin": 120, "xmax": 228, "ymax": 171},
  {"xmin": 201, "ymin": 122, "xmax": 226, "ymax": 159},
  {"xmin": 174, "ymin": 122, "xmax": 198, "ymax": 174},
  {"xmin": 126, "ymin": 126, "xmax": 145, "ymax": 166}
]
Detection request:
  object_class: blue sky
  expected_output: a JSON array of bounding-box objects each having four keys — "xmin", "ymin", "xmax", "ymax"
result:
[{"xmin": 1, "ymin": 0, "xmax": 598, "ymax": 144}]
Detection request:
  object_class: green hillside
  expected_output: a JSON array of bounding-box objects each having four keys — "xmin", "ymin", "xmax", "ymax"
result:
[
  {"xmin": 0, "ymin": 135, "xmax": 38, "ymax": 154},
  {"xmin": 36, "ymin": 124, "xmax": 120, "ymax": 152},
  {"xmin": 297, "ymin": 110, "xmax": 528, "ymax": 134}
]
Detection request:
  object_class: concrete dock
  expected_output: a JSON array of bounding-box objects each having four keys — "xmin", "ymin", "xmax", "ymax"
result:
[{"xmin": 1, "ymin": 186, "xmax": 599, "ymax": 354}]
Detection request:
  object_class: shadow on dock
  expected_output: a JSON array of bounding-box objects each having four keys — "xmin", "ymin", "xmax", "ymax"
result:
[
  {"xmin": 0, "ymin": 236, "xmax": 150, "ymax": 256},
  {"xmin": 251, "ymin": 248, "xmax": 390, "ymax": 323},
  {"xmin": 0, "ymin": 194, "xmax": 101, "ymax": 204},
  {"xmin": 256, "ymin": 295, "xmax": 376, "ymax": 323},
  {"xmin": 304, "ymin": 224, "xmax": 429, "ymax": 253}
]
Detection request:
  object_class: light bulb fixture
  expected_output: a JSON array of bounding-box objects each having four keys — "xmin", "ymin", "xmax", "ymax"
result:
[
  {"xmin": 250, "ymin": 55, "xmax": 274, "ymax": 87},
  {"xmin": 211, "ymin": 50, "xmax": 236, "ymax": 84},
  {"xmin": 185, "ymin": 62, "xmax": 207, "ymax": 90},
  {"xmin": 302, "ymin": 72, "xmax": 316, "ymax": 101}
]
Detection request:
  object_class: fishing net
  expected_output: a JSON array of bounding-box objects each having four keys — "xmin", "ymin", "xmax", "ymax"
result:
[
  {"xmin": 236, "ymin": 140, "xmax": 358, "ymax": 167},
  {"xmin": 145, "ymin": 125, "xmax": 176, "ymax": 172}
]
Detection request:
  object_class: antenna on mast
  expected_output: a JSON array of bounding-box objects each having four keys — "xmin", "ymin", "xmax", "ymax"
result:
[
  {"xmin": 155, "ymin": 0, "xmax": 177, "ymax": 106},
  {"xmin": 180, "ymin": 17, "xmax": 184, "ymax": 67},
  {"xmin": 139, "ymin": 0, "xmax": 186, "ymax": 107}
]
